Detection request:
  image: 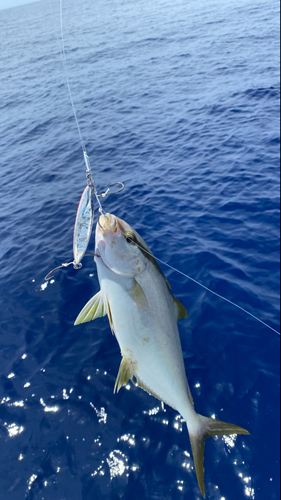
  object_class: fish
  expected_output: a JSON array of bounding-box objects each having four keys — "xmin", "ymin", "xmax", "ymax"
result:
[{"xmin": 74, "ymin": 212, "xmax": 250, "ymax": 497}]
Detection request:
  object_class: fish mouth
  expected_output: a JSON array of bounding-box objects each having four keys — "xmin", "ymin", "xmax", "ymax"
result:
[{"xmin": 98, "ymin": 213, "xmax": 118, "ymax": 234}]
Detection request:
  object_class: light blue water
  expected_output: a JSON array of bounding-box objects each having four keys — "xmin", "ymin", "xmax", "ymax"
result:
[{"xmin": 0, "ymin": 0, "xmax": 279, "ymax": 499}]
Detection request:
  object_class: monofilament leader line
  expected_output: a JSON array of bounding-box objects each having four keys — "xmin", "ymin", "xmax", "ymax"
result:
[
  {"xmin": 117, "ymin": 228, "xmax": 280, "ymax": 337},
  {"xmin": 156, "ymin": 257, "xmax": 280, "ymax": 337},
  {"xmin": 58, "ymin": 0, "xmax": 103, "ymax": 213}
]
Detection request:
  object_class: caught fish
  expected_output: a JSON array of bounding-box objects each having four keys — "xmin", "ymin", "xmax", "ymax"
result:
[{"xmin": 74, "ymin": 213, "xmax": 249, "ymax": 497}]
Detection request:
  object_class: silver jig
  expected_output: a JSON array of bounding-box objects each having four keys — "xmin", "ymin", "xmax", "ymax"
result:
[
  {"xmin": 73, "ymin": 185, "xmax": 95, "ymax": 269},
  {"xmin": 45, "ymin": 180, "xmax": 125, "ymax": 281}
]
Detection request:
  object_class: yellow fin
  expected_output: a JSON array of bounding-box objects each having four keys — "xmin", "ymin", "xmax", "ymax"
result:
[
  {"xmin": 105, "ymin": 296, "xmax": 115, "ymax": 334},
  {"xmin": 74, "ymin": 291, "xmax": 106, "ymax": 325},
  {"xmin": 114, "ymin": 357, "xmax": 134, "ymax": 393},
  {"xmin": 187, "ymin": 382, "xmax": 194, "ymax": 407},
  {"xmin": 114, "ymin": 359, "xmax": 162, "ymax": 402},
  {"xmin": 173, "ymin": 296, "xmax": 188, "ymax": 321},
  {"xmin": 165, "ymin": 277, "xmax": 172, "ymax": 290},
  {"xmin": 127, "ymin": 279, "xmax": 148, "ymax": 311},
  {"xmin": 189, "ymin": 415, "xmax": 250, "ymax": 497}
]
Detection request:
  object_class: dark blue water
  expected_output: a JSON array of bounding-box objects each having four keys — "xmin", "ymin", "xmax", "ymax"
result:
[{"xmin": 0, "ymin": 0, "xmax": 279, "ymax": 499}]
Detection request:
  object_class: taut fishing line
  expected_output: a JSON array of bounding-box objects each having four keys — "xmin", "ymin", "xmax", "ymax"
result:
[
  {"xmin": 45, "ymin": 1, "xmax": 280, "ymax": 337},
  {"xmin": 114, "ymin": 228, "xmax": 280, "ymax": 336},
  {"xmin": 45, "ymin": 0, "xmax": 124, "ymax": 279}
]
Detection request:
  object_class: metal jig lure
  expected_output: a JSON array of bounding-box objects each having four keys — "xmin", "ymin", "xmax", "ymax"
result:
[
  {"xmin": 73, "ymin": 185, "xmax": 94, "ymax": 269},
  {"xmin": 73, "ymin": 176, "xmax": 124, "ymax": 270},
  {"xmin": 45, "ymin": 179, "xmax": 124, "ymax": 281}
]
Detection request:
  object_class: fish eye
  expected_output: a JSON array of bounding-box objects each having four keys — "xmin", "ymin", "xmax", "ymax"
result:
[{"xmin": 125, "ymin": 233, "xmax": 134, "ymax": 244}]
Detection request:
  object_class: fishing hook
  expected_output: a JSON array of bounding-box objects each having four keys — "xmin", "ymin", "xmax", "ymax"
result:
[{"xmin": 98, "ymin": 182, "xmax": 125, "ymax": 199}]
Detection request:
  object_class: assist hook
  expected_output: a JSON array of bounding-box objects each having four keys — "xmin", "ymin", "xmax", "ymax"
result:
[{"xmin": 98, "ymin": 182, "xmax": 125, "ymax": 199}]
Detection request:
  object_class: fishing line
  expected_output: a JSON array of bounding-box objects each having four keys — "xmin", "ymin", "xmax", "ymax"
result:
[
  {"xmin": 45, "ymin": 0, "xmax": 124, "ymax": 277},
  {"xmin": 58, "ymin": 0, "xmax": 85, "ymax": 154},
  {"xmin": 48, "ymin": 0, "xmax": 123, "ymax": 212},
  {"xmin": 118, "ymin": 227, "xmax": 280, "ymax": 336},
  {"xmin": 156, "ymin": 256, "xmax": 280, "ymax": 336},
  {"xmin": 58, "ymin": 0, "xmax": 104, "ymax": 212},
  {"xmin": 48, "ymin": 0, "xmax": 85, "ymax": 155}
]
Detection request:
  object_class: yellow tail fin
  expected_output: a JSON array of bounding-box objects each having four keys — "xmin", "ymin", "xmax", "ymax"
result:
[{"xmin": 189, "ymin": 415, "xmax": 250, "ymax": 497}]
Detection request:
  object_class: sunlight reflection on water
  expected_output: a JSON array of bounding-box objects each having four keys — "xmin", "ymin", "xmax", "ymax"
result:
[{"xmin": 4, "ymin": 423, "xmax": 24, "ymax": 437}]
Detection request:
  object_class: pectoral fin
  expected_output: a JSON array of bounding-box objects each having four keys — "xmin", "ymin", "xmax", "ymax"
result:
[
  {"xmin": 173, "ymin": 296, "xmax": 188, "ymax": 321},
  {"xmin": 74, "ymin": 291, "xmax": 106, "ymax": 325},
  {"xmin": 128, "ymin": 279, "xmax": 148, "ymax": 311}
]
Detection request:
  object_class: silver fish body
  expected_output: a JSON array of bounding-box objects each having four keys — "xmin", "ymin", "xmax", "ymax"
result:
[{"xmin": 75, "ymin": 213, "xmax": 249, "ymax": 497}]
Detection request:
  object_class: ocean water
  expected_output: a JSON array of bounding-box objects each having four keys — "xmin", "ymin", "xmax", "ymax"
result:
[{"xmin": 0, "ymin": 0, "xmax": 280, "ymax": 499}]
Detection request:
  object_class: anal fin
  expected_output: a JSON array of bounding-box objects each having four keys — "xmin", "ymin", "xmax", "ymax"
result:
[
  {"xmin": 136, "ymin": 379, "xmax": 162, "ymax": 402},
  {"xmin": 114, "ymin": 359, "xmax": 163, "ymax": 404},
  {"xmin": 114, "ymin": 358, "xmax": 161, "ymax": 402}
]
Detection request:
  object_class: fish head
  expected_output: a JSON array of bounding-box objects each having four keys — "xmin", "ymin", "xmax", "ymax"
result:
[{"xmin": 95, "ymin": 213, "xmax": 150, "ymax": 277}]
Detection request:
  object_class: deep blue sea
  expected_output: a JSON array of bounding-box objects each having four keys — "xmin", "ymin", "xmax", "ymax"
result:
[{"xmin": 0, "ymin": 0, "xmax": 280, "ymax": 499}]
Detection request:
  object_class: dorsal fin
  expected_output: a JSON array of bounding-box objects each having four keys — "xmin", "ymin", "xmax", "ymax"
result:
[
  {"xmin": 74, "ymin": 291, "xmax": 106, "ymax": 325},
  {"xmin": 173, "ymin": 296, "xmax": 188, "ymax": 321},
  {"xmin": 165, "ymin": 277, "xmax": 172, "ymax": 290}
]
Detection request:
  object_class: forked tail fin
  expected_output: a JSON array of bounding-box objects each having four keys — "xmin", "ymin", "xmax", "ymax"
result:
[{"xmin": 189, "ymin": 415, "xmax": 250, "ymax": 497}]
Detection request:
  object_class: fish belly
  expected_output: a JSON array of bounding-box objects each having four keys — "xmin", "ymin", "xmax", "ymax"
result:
[{"xmin": 97, "ymin": 259, "xmax": 196, "ymax": 423}]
